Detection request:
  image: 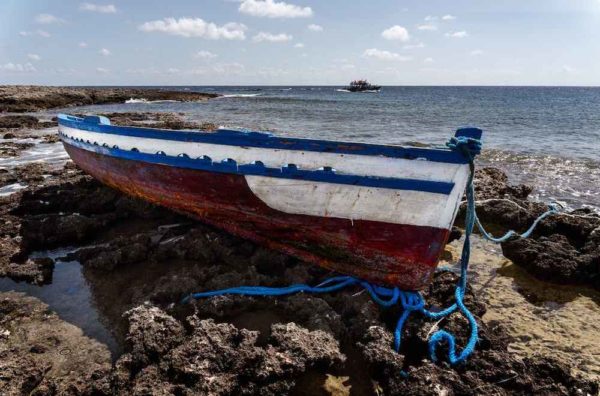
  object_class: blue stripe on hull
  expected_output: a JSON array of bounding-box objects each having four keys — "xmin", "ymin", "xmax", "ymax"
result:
[
  {"xmin": 58, "ymin": 114, "xmax": 478, "ymax": 165},
  {"xmin": 60, "ymin": 134, "xmax": 455, "ymax": 195}
]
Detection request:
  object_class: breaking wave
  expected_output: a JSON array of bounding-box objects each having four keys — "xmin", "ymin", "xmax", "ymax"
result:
[
  {"xmin": 221, "ymin": 93, "xmax": 262, "ymax": 98},
  {"xmin": 125, "ymin": 98, "xmax": 180, "ymax": 104}
]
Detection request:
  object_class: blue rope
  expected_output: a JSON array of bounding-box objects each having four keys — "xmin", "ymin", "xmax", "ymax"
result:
[
  {"xmin": 182, "ymin": 135, "xmax": 557, "ymax": 369},
  {"xmin": 474, "ymin": 207, "xmax": 558, "ymax": 243}
]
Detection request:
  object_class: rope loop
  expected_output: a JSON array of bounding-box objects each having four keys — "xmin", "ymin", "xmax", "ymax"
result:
[{"xmin": 426, "ymin": 286, "xmax": 478, "ymax": 365}]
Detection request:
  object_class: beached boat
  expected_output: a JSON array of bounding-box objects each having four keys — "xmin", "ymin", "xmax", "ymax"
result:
[{"xmin": 57, "ymin": 114, "xmax": 481, "ymax": 290}]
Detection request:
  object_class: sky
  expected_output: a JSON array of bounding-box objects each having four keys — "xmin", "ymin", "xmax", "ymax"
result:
[{"xmin": 1, "ymin": 0, "xmax": 600, "ymax": 86}]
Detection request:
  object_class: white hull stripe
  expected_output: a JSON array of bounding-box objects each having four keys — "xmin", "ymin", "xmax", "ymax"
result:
[
  {"xmin": 60, "ymin": 134, "xmax": 455, "ymax": 194},
  {"xmin": 59, "ymin": 125, "xmax": 467, "ymax": 184}
]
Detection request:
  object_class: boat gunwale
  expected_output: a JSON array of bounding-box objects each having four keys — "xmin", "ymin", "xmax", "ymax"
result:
[
  {"xmin": 57, "ymin": 114, "xmax": 476, "ymax": 165},
  {"xmin": 59, "ymin": 132, "xmax": 457, "ymax": 195}
]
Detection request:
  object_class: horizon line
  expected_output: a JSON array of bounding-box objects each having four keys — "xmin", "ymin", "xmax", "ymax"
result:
[{"xmin": 4, "ymin": 84, "xmax": 600, "ymax": 88}]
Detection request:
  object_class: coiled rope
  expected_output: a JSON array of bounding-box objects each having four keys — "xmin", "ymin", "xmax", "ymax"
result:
[{"xmin": 182, "ymin": 135, "xmax": 558, "ymax": 367}]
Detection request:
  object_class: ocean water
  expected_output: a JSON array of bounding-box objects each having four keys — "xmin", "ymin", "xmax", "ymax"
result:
[{"xmin": 66, "ymin": 86, "xmax": 600, "ymax": 212}]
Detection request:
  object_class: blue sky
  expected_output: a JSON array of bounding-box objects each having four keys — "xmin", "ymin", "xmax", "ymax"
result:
[{"xmin": 1, "ymin": 0, "xmax": 600, "ymax": 85}]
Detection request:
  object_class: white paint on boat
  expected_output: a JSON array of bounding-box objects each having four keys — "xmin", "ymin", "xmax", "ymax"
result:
[{"xmin": 245, "ymin": 167, "xmax": 468, "ymax": 229}]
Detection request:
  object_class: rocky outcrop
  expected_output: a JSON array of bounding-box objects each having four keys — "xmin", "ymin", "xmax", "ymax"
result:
[
  {"xmin": 0, "ymin": 85, "xmax": 219, "ymax": 113},
  {"xmin": 112, "ymin": 305, "xmax": 345, "ymax": 395},
  {"xmin": 0, "ymin": 115, "xmax": 56, "ymax": 130},
  {"xmin": 463, "ymin": 167, "xmax": 600, "ymax": 290}
]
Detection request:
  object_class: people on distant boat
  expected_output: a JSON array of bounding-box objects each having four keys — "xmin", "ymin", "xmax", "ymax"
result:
[{"xmin": 344, "ymin": 80, "xmax": 381, "ymax": 92}]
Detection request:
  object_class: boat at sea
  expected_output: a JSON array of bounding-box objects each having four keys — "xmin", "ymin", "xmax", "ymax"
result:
[
  {"xmin": 57, "ymin": 114, "xmax": 481, "ymax": 290},
  {"xmin": 342, "ymin": 80, "xmax": 381, "ymax": 92}
]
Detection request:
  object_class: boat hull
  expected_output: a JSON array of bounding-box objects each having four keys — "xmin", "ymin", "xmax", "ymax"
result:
[
  {"xmin": 63, "ymin": 143, "xmax": 449, "ymax": 289},
  {"xmin": 58, "ymin": 114, "xmax": 481, "ymax": 290}
]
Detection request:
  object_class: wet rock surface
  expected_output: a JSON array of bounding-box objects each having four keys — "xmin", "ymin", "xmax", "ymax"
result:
[
  {"xmin": 0, "ymin": 291, "xmax": 111, "ymax": 395},
  {"xmin": 0, "ymin": 164, "xmax": 183, "ymax": 284},
  {"xmin": 0, "ymin": 85, "xmax": 219, "ymax": 113}
]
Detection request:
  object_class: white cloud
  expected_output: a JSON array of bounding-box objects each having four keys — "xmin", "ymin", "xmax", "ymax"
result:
[
  {"xmin": 79, "ymin": 41, "xmax": 88, "ymax": 48},
  {"xmin": 80, "ymin": 3, "xmax": 117, "ymax": 13},
  {"xmin": 294, "ymin": 42, "xmax": 304, "ymax": 48},
  {"xmin": 99, "ymin": 48, "xmax": 111, "ymax": 56},
  {"xmin": 96, "ymin": 67, "xmax": 109, "ymax": 73},
  {"xmin": 425, "ymin": 15, "xmax": 455, "ymax": 22},
  {"xmin": 35, "ymin": 14, "xmax": 64, "ymax": 24},
  {"xmin": 417, "ymin": 24, "xmax": 437, "ymax": 31},
  {"xmin": 424, "ymin": 57, "xmax": 434, "ymax": 63},
  {"xmin": 381, "ymin": 25, "xmax": 410, "ymax": 42},
  {"xmin": 403, "ymin": 42, "xmax": 425, "ymax": 50},
  {"xmin": 362, "ymin": 48, "xmax": 412, "ymax": 61},
  {"xmin": 239, "ymin": 0, "xmax": 313, "ymax": 18},
  {"xmin": 445, "ymin": 31, "xmax": 468, "ymax": 38},
  {"xmin": 20, "ymin": 30, "xmax": 51, "ymax": 38},
  {"xmin": 0, "ymin": 62, "xmax": 36, "ymax": 72},
  {"xmin": 562, "ymin": 65, "xmax": 576, "ymax": 73},
  {"xmin": 252, "ymin": 32, "xmax": 293, "ymax": 42},
  {"xmin": 167, "ymin": 68, "xmax": 180, "ymax": 74},
  {"xmin": 470, "ymin": 49, "xmax": 484, "ymax": 56},
  {"xmin": 139, "ymin": 18, "xmax": 247, "ymax": 40},
  {"xmin": 27, "ymin": 53, "xmax": 41, "ymax": 61},
  {"xmin": 307, "ymin": 24, "xmax": 323, "ymax": 32},
  {"xmin": 194, "ymin": 50, "xmax": 217, "ymax": 59}
]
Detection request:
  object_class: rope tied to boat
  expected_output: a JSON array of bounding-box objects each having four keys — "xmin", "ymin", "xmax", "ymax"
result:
[{"xmin": 182, "ymin": 134, "xmax": 559, "ymax": 370}]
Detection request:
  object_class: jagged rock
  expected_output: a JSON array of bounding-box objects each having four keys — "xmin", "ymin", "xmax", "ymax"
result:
[{"xmin": 125, "ymin": 305, "xmax": 186, "ymax": 368}]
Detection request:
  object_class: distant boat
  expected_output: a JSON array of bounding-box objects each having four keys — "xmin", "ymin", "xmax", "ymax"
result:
[
  {"xmin": 58, "ymin": 113, "xmax": 482, "ymax": 290},
  {"xmin": 342, "ymin": 79, "xmax": 381, "ymax": 92}
]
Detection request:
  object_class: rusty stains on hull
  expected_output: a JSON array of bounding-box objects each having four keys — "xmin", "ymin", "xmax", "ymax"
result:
[{"xmin": 64, "ymin": 143, "xmax": 449, "ymax": 290}]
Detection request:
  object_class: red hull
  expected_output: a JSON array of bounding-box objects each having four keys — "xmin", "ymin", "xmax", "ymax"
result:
[{"xmin": 64, "ymin": 144, "xmax": 450, "ymax": 289}]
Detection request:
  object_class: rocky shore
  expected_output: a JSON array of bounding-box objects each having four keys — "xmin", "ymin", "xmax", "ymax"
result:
[
  {"xmin": 0, "ymin": 85, "xmax": 219, "ymax": 113},
  {"xmin": 468, "ymin": 167, "xmax": 600, "ymax": 291},
  {"xmin": 1, "ymin": 102, "xmax": 599, "ymax": 395}
]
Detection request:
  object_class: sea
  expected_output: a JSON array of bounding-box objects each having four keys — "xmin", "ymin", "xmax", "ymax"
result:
[{"xmin": 75, "ymin": 86, "xmax": 600, "ymax": 213}]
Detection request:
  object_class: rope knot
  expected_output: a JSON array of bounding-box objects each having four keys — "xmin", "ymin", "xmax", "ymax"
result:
[{"xmin": 446, "ymin": 136, "xmax": 482, "ymax": 157}]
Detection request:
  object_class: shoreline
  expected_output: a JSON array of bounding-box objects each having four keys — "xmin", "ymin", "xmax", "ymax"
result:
[
  {"xmin": 0, "ymin": 85, "xmax": 219, "ymax": 113},
  {"xmin": 0, "ymin": 90, "xmax": 599, "ymax": 394}
]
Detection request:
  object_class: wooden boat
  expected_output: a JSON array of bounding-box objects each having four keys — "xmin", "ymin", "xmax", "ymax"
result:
[{"xmin": 58, "ymin": 114, "xmax": 482, "ymax": 290}]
